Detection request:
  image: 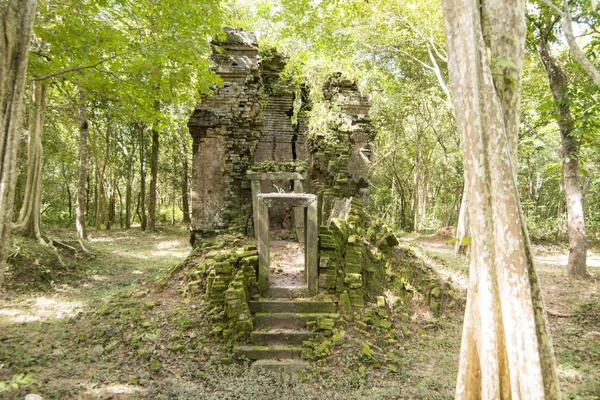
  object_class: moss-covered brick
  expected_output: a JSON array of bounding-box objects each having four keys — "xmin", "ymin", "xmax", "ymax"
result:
[
  {"xmin": 236, "ymin": 250, "xmax": 258, "ymax": 260},
  {"xmin": 312, "ymin": 318, "xmax": 335, "ymax": 333},
  {"xmin": 346, "ymin": 263, "xmax": 362, "ymax": 274},
  {"xmin": 349, "ymin": 289, "xmax": 365, "ymax": 307},
  {"xmin": 339, "ymin": 291, "xmax": 352, "ymax": 316},
  {"xmin": 344, "ymin": 273, "xmax": 362, "ymax": 289},
  {"xmin": 214, "ymin": 262, "xmax": 233, "ymax": 274},
  {"xmin": 214, "ymin": 253, "xmax": 230, "ymax": 262},
  {"xmin": 319, "ymin": 235, "xmax": 338, "ymax": 250},
  {"xmin": 240, "ymin": 255, "xmax": 259, "ymax": 266},
  {"xmin": 377, "ymin": 232, "xmax": 399, "ymax": 252},
  {"xmin": 235, "ymin": 319, "xmax": 253, "ymax": 333},
  {"xmin": 347, "ymin": 235, "xmax": 357, "ymax": 245}
]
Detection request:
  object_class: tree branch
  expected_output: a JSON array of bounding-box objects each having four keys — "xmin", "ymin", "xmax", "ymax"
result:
[
  {"xmin": 539, "ymin": 0, "xmax": 600, "ymax": 88},
  {"xmin": 29, "ymin": 41, "xmax": 158, "ymax": 82}
]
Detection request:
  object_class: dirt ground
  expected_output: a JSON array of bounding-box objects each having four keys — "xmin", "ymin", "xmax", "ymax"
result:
[
  {"xmin": 413, "ymin": 234, "xmax": 600, "ymax": 398},
  {"xmin": 269, "ymin": 240, "xmax": 305, "ymax": 288},
  {"xmin": 0, "ymin": 228, "xmax": 598, "ymax": 399}
]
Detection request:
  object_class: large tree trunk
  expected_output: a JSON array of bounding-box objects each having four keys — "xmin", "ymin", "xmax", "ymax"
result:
[
  {"xmin": 76, "ymin": 90, "xmax": 89, "ymax": 241},
  {"xmin": 147, "ymin": 124, "xmax": 159, "ymax": 231},
  {"xmin": 138, "ymin": 124, "xmax": 147, "ymax": 231},
  {"xmin": 14, "ymin": 82, "xmax": 46, "ymax": 239},
  {"xmin": 0, "ymin": 0, "xmax": 38, "ymax": 287},
  {"xmin": 537, "ymin": 35, "xmax": 587, "ymax": 278},
  {"xmin": 442, "ymin": 0, "xmax": 560, "ymax": 398}
]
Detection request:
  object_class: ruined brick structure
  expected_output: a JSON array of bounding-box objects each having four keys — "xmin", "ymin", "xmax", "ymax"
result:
[
  {"xmin": 188, "ymin": 30, "xmax": 375, "ymax": 243},
  {"xmin": 188, "ymin": 29, "xmax": 262, "ymax": 235},
  {"xmin": 310, "ymin": 73, "xmax": 376, "ymax": 222}
]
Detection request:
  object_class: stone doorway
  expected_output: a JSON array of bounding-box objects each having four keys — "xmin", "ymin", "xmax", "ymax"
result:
[{"xmin": 255, "ymin": 193, "xmax": 318, "ymax": 296}]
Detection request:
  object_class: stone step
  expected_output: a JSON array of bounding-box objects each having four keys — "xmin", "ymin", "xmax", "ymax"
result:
[
  {"xmin": 249, "ymin": 331, "xmax": 316, "ymax": 346},
  {"xmin": 234, "ymin": 345, "xmax": 303, "ymax": 360},
  {"xmin": 254, "ymin": 312, "xmax": 339, "ymax": 330},
  {"xmin": 266, "ymin": 286, "xmax": 313, "ymax": 298},
  {"xmin": 250, "ymin": 359, "xmax": 309, "ymax": 373},
  {"xmin": 249, "ymin": 299, "xmax": 336, "ymax": 314}
]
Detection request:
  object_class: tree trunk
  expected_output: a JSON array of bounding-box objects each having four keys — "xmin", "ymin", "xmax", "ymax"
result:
[
  {"xmin": 442, "ymin": 0, "xmax": 560, "ymax": 398},
  {"xmin": 147, "ymin": 123, "xmax": 159, "ymax": 231},
  {"xmin": 76, "ymin": 90, "xmax": 89, "ymax": 241},
  {"xmin": 537, "ymin": 34, "xmax": 587, "ymax": 278},
  {"xmin": 125, "ymin": 175, "xmax": 132, "ymax": 229},
  {"xmin": 413, "ymin": 135, "xmax": 421, "ymax": 233},
  {"xmin": 454, "ymin": 183, "xmax": 469, "ymax": 255},
  {"xmin": 14, "ymin": 82, "xmax": 46, "ymax": 239},
  {"xmin": 138, "ymin": 124, "xmax": 147, "ymax": 231},
  {"xmin": 0, "ymin": 0, "xmax": 38, "ymax": 287},
  {"xmin": 106, "ymin": 173, "xmax": 116, "ymax": 230},
  {"xmin": 180, "ymin": 134, "xmax": 191, "ymax": 225}
]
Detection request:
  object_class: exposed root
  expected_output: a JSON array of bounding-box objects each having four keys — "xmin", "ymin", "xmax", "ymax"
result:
[
  {"xmin": 50, "ymin": 239, "xmax": 78, "ymax": 252},
  {"xmin": 547, "ymin": 309, "xmax": 573, "ymax": 318},
  {"xmin": 78, "ymin": 239, "xmax": 95, "ymax": 257}
]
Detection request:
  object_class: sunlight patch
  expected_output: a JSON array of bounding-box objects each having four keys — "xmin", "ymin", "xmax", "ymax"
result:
[
  {"xmin": 89, "ymin": 236, "xmax": 115, "ymax": 243},
  {"xmin": 156, "ymin": 240, "xmax": 183, "ymax": 250},
  {"xmin": 0, "ymin": 297, "xmax": 83, "ymax": 324},
  {"xmin": 557, "ymin": 364, "xmax": 584, "ymax": 381},
  {"xmin": 84, "ymin": 383, "xmax": 145, "ymax": 397},
  {"xmin": 151, "ymin": 250, "xmax": 189, "ymax": 258}
]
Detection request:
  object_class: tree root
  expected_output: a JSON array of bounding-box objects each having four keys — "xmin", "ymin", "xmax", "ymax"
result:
[
  {"xmin": 78, "ymin": 239, "xmax": 95, "ymax": 257},
  {"xmin": 547, "ymin": 309, "xmax": 574, "ymax": 318},
  {"xmin": 50, "ymin": 239, "xmax": 77, "ymax": 252},
  {"xmin": 583, "ymin": 331, "xmax": 600, "ymax": 339},
  {"xmin": 38, "ymin": 236, "xmax": 66, "ymax": 267}
]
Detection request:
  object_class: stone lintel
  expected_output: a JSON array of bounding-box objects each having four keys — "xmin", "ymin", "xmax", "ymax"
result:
[
  {"xmin": 247, "ymin": 171, "xmax": 305, "ymax": 181},
  {"xmin": 257, "ymin": 193, "xmax": 316, "ymax": 209}
]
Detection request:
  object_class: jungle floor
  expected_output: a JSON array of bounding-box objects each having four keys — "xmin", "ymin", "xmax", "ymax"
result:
[{"xmin": 0, "ymin": 226, "xmax": 598, "ymax": 399}]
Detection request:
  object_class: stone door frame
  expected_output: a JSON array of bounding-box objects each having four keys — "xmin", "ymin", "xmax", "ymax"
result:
[
  {"xmin": 255, "ymin": 193, "xmax": 318, "ymax": 295},
  {"xmin": 247, "ymin": 171, "xmax": 306, "ymax": 240}
]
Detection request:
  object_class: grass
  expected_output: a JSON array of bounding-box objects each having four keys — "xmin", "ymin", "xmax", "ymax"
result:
[{"xmin": 1, "ymin": 227, "xmax": 598, "ymax": 399}]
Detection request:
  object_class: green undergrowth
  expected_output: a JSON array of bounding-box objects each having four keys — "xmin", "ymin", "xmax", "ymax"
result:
[{"xmin": 5, "ymin": 233, "xmax": 94, "ymax": 292}]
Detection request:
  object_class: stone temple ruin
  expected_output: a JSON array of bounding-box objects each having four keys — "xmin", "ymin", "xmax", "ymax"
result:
[
  {"xmin": 188, "ymin": 28, "xmax": 378, "ymax": 297},
  {"xmin": 184, "ymin": 29, "xmax": 455, "ymax": 367}
]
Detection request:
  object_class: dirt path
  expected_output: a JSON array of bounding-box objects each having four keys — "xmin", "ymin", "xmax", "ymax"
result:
[{"xmin": 269, "ymin": 240, "xmax": 305, "ymax": 288}]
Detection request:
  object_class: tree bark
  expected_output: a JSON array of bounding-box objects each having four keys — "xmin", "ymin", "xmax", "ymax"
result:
[
  {"xmin": 442, "ymin": 0, "xmax": 560, "ymax": 398},
  {"xmin": 76, "ymin": 90, "xmax": 89, "ymax": 241},
  {"xmin": 14, "ymin": 82, "xmax": 46, "ymax": 239},
  {"xmin": 125, "ymin": 176, "xmax": 132, "ymax": 228},
  {"xmin": 147, "ymin": 123, "xmax": 159, "ymax": 231},
  {"xmin": 138, "ymin": 124, "xmax": 147, "ymax": 231},
  {"xmin": 536, "ymin": 34, "xmax": 587, "ymax": 278},
  {"xmin": 454, "ymin": 184, "xmax": 469, "ymax": 255},
  {"xmin": 0, "ymin": 0, "xmax": 38, "ymax": 287}
]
